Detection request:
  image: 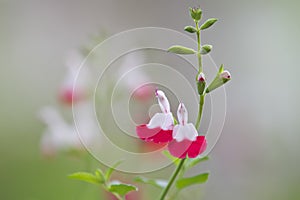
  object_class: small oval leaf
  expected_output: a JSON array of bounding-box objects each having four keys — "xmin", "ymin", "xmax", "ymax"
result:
[
  {"xmin": 184, "ymin": 26, "xmax": 197, "ymax": 33},
  {"xmin": 109, "ymin": 182, "xmax": 138, "ymax": 197},
  {"xmin": 176, "ymin": 173, "xmax": 209, "ymax": 189},
  {"xmin": 68, "ymin": 172, "xmax": 104, "ymax": 185},
  {"xmin": 168, "ymin": 45, "xmax": 196, "ymax": 55},
  {"xmin": 200, "ymin": 18, "xmax": 218, "ymax": 30}
]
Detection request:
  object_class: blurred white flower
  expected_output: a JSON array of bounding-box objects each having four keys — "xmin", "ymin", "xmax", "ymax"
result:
[
  {"xmin": 59, "ymin": 50, "xmax": 91, "ymax": 105},
  {"xmin": 38, "ymin": 102, "xmax": 99, "ymax": 157}
]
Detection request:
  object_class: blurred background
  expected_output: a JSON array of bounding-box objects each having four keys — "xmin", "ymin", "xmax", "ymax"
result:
[{"xmin": 1, "ymin": 0, "xmax": 300, "ymax": 199}]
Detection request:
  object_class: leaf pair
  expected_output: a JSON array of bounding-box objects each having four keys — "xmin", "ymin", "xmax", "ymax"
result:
[{"xmin": 68, "ymin": 161, "xmax": 137, "ymax": 199}]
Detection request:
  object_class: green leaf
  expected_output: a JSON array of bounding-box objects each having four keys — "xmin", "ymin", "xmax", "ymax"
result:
[
  {"xmin": 219, "ymin": 64, "xmax": 224, "ymax": 73},
  {"xmin": 185, "ymin": 156, "xmax": 209, "ymax": 169},
  {"xmin": 105, "ymin": 160, "xmax": 123, "ymax": 181},
  {"xmin": 168, "ymin": 45, "xmax": 196, "ymax": 55},
  {"xmin": 200, "ymin": 45, "xmax": 212, "ymax": 55},
  {"xmin": 184, "ymin": 26, "xmax": 197, "ymax": 33},
  {"xmin": 109, "ymin": 182, "xmax": 138, "ymax": 197},
  {"xmin": 162, "ymin": 150, "xmax": 181, "ymax": 166},
  {"xmin": 68, "ymin": 172, "xmax": 104, "ymax": 185},
  {"xmin": 200, "ymin": 18, "xmax": 218, "ymax": 30},
  {"xmin": 95, "ymin": 169, "xmax": 105, "ymax": 182},
  {"xmin": 176, "ymin": 173, "xmax": 209, "ymax": 189},
  {"xmin": 134, "ymin": 176, "xmax": 167, "ymax": 189}
]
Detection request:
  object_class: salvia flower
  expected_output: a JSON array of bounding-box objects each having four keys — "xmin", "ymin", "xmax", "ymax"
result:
[
  {"xmin": 136, "ymin": 90, "xmax": 173, "ymax": 143},
  {"xmin": 168, "ymin": 103, "xmax": 207, "ymax": 158},
  {"xmin": 136, "ymin": 90, "xmax": 207, "ymax": 159}
]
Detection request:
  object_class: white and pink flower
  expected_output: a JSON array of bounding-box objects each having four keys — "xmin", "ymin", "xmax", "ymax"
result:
[
  {"xmin": 136, "ymin": 90, "xmax": 207, "ymax": 159},
  {"xmin": 168, "ymin": 103, "xmax": 207, "ymax": 158},
  {"xmin": 136, "ymin": 90, "xmax": 174, "ymax": 143}
]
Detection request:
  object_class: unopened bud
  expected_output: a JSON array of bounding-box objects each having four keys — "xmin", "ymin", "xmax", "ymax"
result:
[
  {"xmin": 206, "ymin": 65, "xmax": 231, "ymax": 93},
  {"xmin": 197, "ymin": 72, "xmax": 206, "ymax": 95},
  {"xmin": 189, "ymin": 7, "xmax": 202, "ymax": 21}
]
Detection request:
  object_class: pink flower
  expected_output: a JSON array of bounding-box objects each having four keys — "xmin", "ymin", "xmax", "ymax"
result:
[
  {"xmin": 167, "ymin": 103, "xmax": 207, "ymax": 158},
  {"xmin": 220, "ymin": 70, "xmax": 231, "ymax": 79},
  {"xmin": 59, "ymin": 51, "xmax": 90, "ymax": 105},
  {"xmin": 136, "ymin": 90, "xmax": 207, "ymax": 159},
  {"xmin": 136, "ymin": 90, "xmax": 173, "ymax": 143}
]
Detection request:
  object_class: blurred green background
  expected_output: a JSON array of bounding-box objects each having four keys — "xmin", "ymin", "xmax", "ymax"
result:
[{"xmin": 1, "ymin": 0, "xmax": 300, "ymax": 199}]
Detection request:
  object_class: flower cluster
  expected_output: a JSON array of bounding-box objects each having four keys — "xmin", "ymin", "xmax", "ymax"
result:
[{"xmin": 136, "ymin": 90, "xmax": 207, "ymax": 159}]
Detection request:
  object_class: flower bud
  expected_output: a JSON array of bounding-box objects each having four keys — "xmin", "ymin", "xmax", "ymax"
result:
[
  {"xmin": 206, "ymin": 65, "xmax": 231, "ymax": 93},
  {"xmin": 177, "ymin": 103, "xmax": 188, "ymax": 125},
  {"xmin": 189, "ymin": 7, "xmax": 202, "ymax": 21},
  {"xmin": 155, "ymin": 90, "xmax": 171, "ymax": 113},
  {"xmin": 200, "ymin": 45, "xmax": 212, "ymax": 55},
  {"xmin": 197, "ymin": 72, "xmax": 206, "ymax": 95}
]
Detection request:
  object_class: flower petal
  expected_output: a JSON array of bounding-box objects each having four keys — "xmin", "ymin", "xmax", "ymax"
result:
[
  {"xmin": 136, "ymin": 125, "xmax": 173, "ymax": 143},
  {"xmin": 172, "ymin": 123, "xmax": 198, "ymax": 142},
  {"xmin": 156, "ymin": 90, "xmax": 170, "ymax": 113},
  {"xmin": 167, "ymin": 136, "xmax": 207, "ymax": 159},
  {"xmin": 187, "ymin": 136, "xmax": 207, "ymax": 158},
  {"xmin": 147, "ymin": 113, "xmax": 173, "ymax": 130}
]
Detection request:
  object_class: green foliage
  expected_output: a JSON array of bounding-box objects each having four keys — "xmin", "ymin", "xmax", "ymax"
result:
[
  {"xmin": 108, "ymin": 182, "xmax": 138, "ymax": 197},
  {"xmin": 184, "ymin": 26, "xmax": 197, "ymax": 33},
  {"xmin": 176, "ymin": 173, "xmax": 209, "ymax": 189},
  {"xmin": 134, "ymin": 176, "xmax": 167, "ymax": 189},
  {"xmin": 200, "ymin": 18, "xmax": 218, "ymax": 30},
  {"xmin": 185, "ymin": 156, "xmax": 209, "ymax": 169},
  {"xmin": 68, "ymin": 172, "xmax": 104, "ymax": 185},
  {"xmin": 206, "ymin": 64, "xmax": 231, "ymax": 93},
  {"xmin": 162, "ymin": 150, "xmax": 181, "ymax": 166},
  {"xmin": 105, "ymin": 160, "xmax": 123, "ymax": 180},
  {"xmin": 200, "ymin": 45, "xmax": 212, "ymax": 55},
  {"xmin": 168, "ymin": 45, "xmax": 196, "ymax": 55},
  {"xmin": 69, "ymin": 160, "xmax": 137, "ymax": 199}
]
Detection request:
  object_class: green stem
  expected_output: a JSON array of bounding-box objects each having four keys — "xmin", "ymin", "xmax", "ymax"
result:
[
  {"xmin": 196, "ymin": 21, "xmax": 202, "ymax": 72},
  {"xmin": 195, "ymin": 94, "xmax": 205, "ymax": 130},
  {"xmin": 159, "ymin": 19, "xmax": 206, "ymax": 200},
  {"xmin": 159, "ymin": 158, "xmax": 186, "ymax": 200},
  {"xmin": 113, "ymin": 193, "xmax": 123, "ymax": 200}
]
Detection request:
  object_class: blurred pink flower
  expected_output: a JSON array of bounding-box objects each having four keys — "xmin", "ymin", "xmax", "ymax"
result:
[{"xmin": 59, "ymin": 51, "xmax": 90, "ymax": 105}]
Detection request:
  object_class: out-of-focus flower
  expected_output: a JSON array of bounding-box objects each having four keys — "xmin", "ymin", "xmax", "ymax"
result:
[
  {"xmin": 136, "ymin": 90, "xmax": 173, "ymax": 143},
  {"xmin": 39, "ymin": 106, "xmax": 82, "ymax": 157},
  {"xmin": 118, "ymin": 53, "xmax": 154, "ymax": 101},
  {"xmin": 39, "ymin": 102, "xmax": 99, "ymax": 157},
  {"xmin": 167, "ymin": 103, "xmax": 207, "ymax": 159},
  {"xmin": 59, "ymin": 51, "xmax": 91, "ymax": 105}
]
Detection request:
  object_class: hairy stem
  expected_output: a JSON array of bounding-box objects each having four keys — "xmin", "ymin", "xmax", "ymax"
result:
[{"xmin": 196, "ymin": 21, "xmax": 202, "ymax": 72}]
